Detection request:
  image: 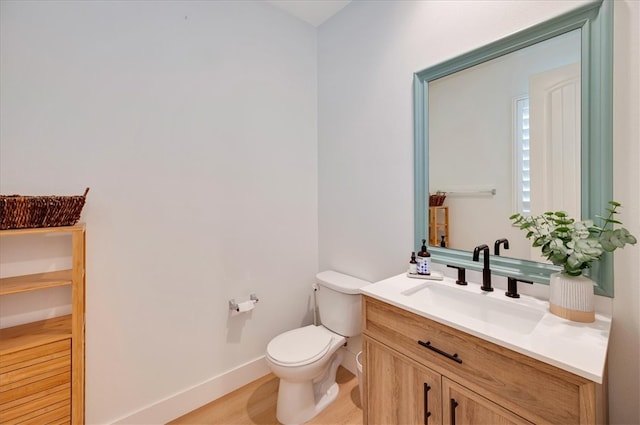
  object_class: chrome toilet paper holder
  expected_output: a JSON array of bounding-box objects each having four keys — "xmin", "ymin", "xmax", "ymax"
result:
[{"xmin": 229, "ymin": 293, "xmax": 259, "ymax": 311}]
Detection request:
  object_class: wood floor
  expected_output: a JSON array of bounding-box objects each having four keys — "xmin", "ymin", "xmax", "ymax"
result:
[{"xmin": 169, "ymin": 367, "xmax": 363, "ymax": 425}]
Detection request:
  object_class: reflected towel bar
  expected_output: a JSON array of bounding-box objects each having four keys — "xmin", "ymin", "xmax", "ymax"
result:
[{"xmin": 438, "ymin": 188, "xmax": 496, "ymax": 196}]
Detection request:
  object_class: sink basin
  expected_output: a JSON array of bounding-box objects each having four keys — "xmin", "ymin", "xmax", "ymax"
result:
[{"xmin": 401, "ymin": 282, "xmax": 545, "ymax": 334}]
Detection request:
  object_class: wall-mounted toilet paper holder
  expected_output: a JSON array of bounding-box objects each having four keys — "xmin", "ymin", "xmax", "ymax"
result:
[{"xmin": 229, "ymin": 293, "xmax": 259, "ymax": 311}]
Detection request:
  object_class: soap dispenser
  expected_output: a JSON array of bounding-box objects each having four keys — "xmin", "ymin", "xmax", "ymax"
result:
[
  {"xmin": 409, "ymin": 252, "xmax": 418, "ymax": 274},
  {"xmin": 417, "ymin": 239, "xmax": 431, "ymax": 275}
]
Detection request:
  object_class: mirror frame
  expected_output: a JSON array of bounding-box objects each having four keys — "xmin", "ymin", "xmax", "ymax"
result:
[{"xmin": 414, "ymin": 0, "xmax": 614, "ymax": 296}]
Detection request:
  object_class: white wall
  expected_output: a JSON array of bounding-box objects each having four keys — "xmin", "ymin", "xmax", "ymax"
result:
[
  {"xmin": 318, "ymin": 1, "xmax": 640, "ymax": 423},
  {"xmin": 0, "ymin": 1, "xmax": 318, "ymax": 423},
  {"xmin": 610, "ymin": 1, "xmax": 640, "ymax": 422}
]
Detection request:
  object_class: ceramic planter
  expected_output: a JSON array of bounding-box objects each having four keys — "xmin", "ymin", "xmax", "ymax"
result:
[{"xmin": 549, "ymin": 272, "xmax": 595, "ymax": 323}]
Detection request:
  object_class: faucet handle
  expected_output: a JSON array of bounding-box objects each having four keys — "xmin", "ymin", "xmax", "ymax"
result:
[
  {"xmin": 494, "ymin": 238, "xmax": 510, "ymax": 256},
  {"xmin": 505, "ymin": 277, "xmax": 533, "ymax": 298},
  {"xmin": 447, "ymin": 265, "xmax": 467, "ymax": 285}
]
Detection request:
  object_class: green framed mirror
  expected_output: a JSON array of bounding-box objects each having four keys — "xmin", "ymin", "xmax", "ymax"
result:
[{"xmin": 414, "ymin": 0, "xmax": 614, "ymax": 296}]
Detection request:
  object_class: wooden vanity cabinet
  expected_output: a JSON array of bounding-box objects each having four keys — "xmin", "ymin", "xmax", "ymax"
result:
[
  {"xmin": 362, "ymin": 295, "xmax": 607, "ymax": 425},
  {"xmin": 363, "ymin": 336, "xmax": 530, "ymax": 425},
  {"xmin": 0, "ymin": 225, "xmax": 85, "ymax": 425},
  {"xmin": 364, "ymin": 337, "xmax": 442, "ymax": 424}
]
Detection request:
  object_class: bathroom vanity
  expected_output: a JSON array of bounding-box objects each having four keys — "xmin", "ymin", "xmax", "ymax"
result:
[{"xmin": 361, "ymin": 274, "xmax": 610, "ymax": 424}]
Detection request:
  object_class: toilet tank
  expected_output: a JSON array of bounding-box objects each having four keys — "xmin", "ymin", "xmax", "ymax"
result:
[{"xmin": 316, "ymin": 270, "xmax": 370, "ymax": 337}]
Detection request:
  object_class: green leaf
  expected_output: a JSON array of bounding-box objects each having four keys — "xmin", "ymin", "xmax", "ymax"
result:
[
  {"xmin": 609, "ymin": 200, "xmax": 621, "ymax": 207},
  {"xmin": 600, "ymin": 238, "xmax": 616, "ymax": 252},
  {"xmin": 611, "ymin": 234, "xmax": 625, "ymax": 248},
  {"xmin": 550, "ymin": 252, "xmax": 567, "ymax": 266},
  {"xmin": 567, "ymin": 254, "xmax": 583, "ymax": 268}
]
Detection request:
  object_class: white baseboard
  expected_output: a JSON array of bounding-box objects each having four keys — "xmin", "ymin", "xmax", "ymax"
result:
[
  {"xmin": 111, "ymin": 356, "xmax": 271, "ymax": 424},
  {"xmin": 111, "ymin": 345, "xmax": 364, "ymax": 424},
  {"xmin": 340, "ymin": 347, "xmax": 357, "ymax": 376}
]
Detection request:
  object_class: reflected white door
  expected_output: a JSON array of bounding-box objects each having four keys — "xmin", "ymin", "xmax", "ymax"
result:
[{"xmin": 529, "ymin": 63, "xmax": 581, "ymax": 218}]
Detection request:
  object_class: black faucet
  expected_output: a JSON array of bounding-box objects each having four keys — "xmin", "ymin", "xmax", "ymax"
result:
[
  {"xmin": 505, "ymin": 277, "xmax": 533, "ymax": 298},
  {"xmin": 494, "ymin": 238, "xmax": 509, "ymax": 256},
  {"xmin": 472, "ymin": 244, "xmax": 493, "ymax": 292}
]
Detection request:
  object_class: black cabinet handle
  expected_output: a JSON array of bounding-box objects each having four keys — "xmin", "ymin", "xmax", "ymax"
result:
[
  {"xmin": 423, "ymin": 382, "xmax": 431, "ymax": 424},
  {"xmin": 418, "ymin": 340, "xmax": 463, "ymax": 364},
  {"xmin": 450, "ymin": 398, "xmax": 459, "ymax": 425}
]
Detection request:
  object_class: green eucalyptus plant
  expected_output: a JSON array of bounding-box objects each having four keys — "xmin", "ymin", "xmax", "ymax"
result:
[{"xmin": 510, "ymin": 202, "xmax": 637, "ymax": 277}]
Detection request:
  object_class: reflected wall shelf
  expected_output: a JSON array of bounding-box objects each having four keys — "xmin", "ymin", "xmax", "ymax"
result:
[{"xmin": 429, "ymin": 206, "xmax": 449, "ymax": 247}]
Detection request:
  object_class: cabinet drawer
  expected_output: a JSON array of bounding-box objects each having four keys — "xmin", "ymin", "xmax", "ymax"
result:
[
  {"xmin": 0, "ymin": 340, "xmax": 71, "ymax": 424},
  {"xmin": 0, "ymin": 386, "xmax": 70, "ymax": 424},
  {"xmin": 363, "ymin": 296, "xmax": 598, "ymax": 424},
  {"xmin": 0, "ymin": 339, "xmax": 70, "ymax": 373}
]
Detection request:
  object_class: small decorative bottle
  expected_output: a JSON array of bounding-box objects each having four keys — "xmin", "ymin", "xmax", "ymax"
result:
[
  {"xmin": 417, "ymin": 239, "xmax": 431, "ymax": 275},
  {"xmin": 440, "ymin": 235, "xmax": 446, "ymax": 247},
  {"xmin": 409, "ymin": 252, "xmax": 418, "ymax": 274}
]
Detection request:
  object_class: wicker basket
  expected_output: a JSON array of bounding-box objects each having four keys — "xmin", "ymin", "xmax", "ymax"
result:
[
  {"xmin": 429, "ymin": 191, "xmax": 447, "ymax": 207},
  {"xmin": 0, "ymin": 188, "xmax": 89, "ymax": 230}
]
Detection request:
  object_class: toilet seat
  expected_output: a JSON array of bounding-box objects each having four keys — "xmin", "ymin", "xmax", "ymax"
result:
[{"xmin": 267, "ymin": 326, "xmax": 335, "ymax": 367}]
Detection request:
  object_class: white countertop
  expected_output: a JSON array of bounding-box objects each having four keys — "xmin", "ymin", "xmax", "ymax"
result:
[{"xmin": 361, "ymin": 272, "xmax": 611, "ymax": 383}]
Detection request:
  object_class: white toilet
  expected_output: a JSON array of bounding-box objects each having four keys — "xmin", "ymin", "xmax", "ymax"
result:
[{"xmin": 265, "ymin": 270, "xmax": 370, "ymax": 425}]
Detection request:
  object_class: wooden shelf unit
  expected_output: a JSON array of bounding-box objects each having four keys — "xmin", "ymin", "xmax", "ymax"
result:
[
  {"xmin": 429, "ymin": 206, "xmax": 449, "ymax": 247},
  {"xmin": 0, "ymin": 224, "xmax": 85, "ymax": 425}
]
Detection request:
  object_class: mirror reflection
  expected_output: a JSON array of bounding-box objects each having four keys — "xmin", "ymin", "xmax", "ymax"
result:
[{"xmin": 428, "ymin": 29, "xmax": 581, "ymax": 262}]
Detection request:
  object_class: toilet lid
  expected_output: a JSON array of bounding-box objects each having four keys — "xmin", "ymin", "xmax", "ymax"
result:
[{"xmin": 267, "ymin": 326, "xmax": 334, "ymax": 366}]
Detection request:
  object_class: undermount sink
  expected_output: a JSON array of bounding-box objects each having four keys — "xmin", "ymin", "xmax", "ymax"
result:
[{"xmin": 401, "ymin": 282, "xmax": 545, "ymax": 334}]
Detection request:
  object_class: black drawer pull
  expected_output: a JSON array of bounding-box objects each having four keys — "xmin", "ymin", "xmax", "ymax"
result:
[
  {"xmin": 450, "ymin": 398, "xmax": 459, "ymax": 425},
  {"xmin": 418, "ymin": 340, "xmax": 462, "ymax": 364},
  {"xmin": 423, "ymin": 382, "xmax": 431, "ymax": 424}
]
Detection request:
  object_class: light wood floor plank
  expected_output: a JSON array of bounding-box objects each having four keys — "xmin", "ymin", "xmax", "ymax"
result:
[{"xmin": 169, "ymin": 366, "xmax": 362, "ymax": 425}]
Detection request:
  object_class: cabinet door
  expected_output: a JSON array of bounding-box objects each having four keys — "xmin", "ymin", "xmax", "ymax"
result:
[
  {"xmin": 442, "ymin": 378, "xmax": 533, "ymax": 425},
  {"xmin": 364, "ymin": 336, "xmax": 442, "ymax": 424}
]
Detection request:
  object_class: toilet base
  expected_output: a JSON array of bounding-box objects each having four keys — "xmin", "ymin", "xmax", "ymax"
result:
[{"xmin": 275, "ymin": 351, "xmax": 343, "ymax": 425}]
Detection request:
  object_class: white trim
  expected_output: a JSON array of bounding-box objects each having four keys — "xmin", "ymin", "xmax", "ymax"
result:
[
  {"xmin": 111, "ymin": 356, "xmax": 271, "ymax": 424},
  {"xmin": 339, "ymin": 347, "xmax": 357, "ymax": 376}
]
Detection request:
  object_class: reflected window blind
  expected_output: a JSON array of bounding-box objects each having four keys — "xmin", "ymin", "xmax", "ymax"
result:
[{"xmin": 515, "ymin": 97, "xmax": 530, "ymax": 214}]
